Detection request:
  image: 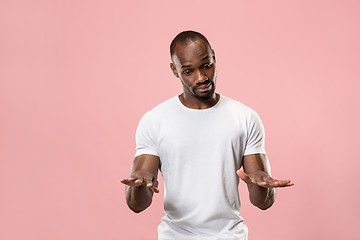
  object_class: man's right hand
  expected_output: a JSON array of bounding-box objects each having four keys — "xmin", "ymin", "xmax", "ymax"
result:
[
  {"xmin": 121, "ymin": 154, "xmax": 160, "ymax": 213},
  {"xmin": 121, "ymin": 169, "xmax": 160, "ymax": 193}
]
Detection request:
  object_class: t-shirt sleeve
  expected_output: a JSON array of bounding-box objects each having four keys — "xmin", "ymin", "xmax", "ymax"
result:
[
  {"xmin": 134, "ymin": 111, "xmax": 159, "ymax": 158},
  {"xmin": 244, "ymin": 110, "xmax": 266, "ymax": 155}
]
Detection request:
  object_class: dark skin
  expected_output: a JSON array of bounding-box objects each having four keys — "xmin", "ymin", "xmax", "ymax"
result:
[
  {"xmin": 121, "ymin": 38, "xmax": 294, "ymax": 213},
  {"xmin": 120, "ymin": 154, "xmax": 160, "ymax": 213},
  {"xmin": 170, "ymin": 39, "xmax": 218, "ymax": 109}
]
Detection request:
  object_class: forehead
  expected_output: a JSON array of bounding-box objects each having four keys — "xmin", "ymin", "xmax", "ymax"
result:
[{"xmin": 173, "ymin": 39, "xmax": 212, "ymax": 66}]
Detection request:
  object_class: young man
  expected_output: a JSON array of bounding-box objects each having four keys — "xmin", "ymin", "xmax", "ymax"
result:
[{"xmin": 121, "ymin": 30, "xmax": 294, "ymax": 240}]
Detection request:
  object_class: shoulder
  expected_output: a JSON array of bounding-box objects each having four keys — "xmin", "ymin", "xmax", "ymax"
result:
[
  {"xmin": 150, "ymin": 96, "xmax": 178, "ymax": 113},
  {"xmin": 219, "ymin": 95, "xmax": 259, "ymax": 118},
  {"xmin": 140, "ymin": 96, "xmax": 178, "ymax": 122}
]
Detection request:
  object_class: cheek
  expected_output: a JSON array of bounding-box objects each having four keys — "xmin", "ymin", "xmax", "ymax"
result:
[
  {"xmin": 207, "ymin": 68, "xmax": 215, "ymax": 77},
  {"xmin": 180, "ymin": 76, "xmax": 193, "ymax": 87}
]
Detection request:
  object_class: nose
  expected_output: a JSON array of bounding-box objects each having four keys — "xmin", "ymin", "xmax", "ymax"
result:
[{"xmin": 195, "ymin": 69, "xmax": 208, "ymax": 84}]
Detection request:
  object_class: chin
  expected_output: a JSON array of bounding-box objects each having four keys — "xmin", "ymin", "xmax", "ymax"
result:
[{"xmin": 195, "ymin": 90, "xmax": 216, "ymax": 100}]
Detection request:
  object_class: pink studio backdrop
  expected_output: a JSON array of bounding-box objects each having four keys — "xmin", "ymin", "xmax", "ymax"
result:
[{"xmin": 1, "ymin": 1, "xmax": 359, "ymax": 239}]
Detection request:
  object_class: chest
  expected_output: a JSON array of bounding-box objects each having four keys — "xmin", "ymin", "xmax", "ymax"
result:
[{"xmin": 157, "ymin": 111, "xmax": 248, "ymax": 157}]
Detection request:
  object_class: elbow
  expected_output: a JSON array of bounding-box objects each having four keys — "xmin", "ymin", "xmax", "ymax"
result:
[
  {"xmin": 258, "ymin": 206, "xmax": 269, "ymax": 211},
  {"xmin": 129, "ymin": 204, "xmax": 145, "ymax": 213},
  {"xmin": 256, "ymin": 198, "xmax": 274, "ymax": 210},
  {"xmin": 250, "ymin": 198, "xmax": 274, "ymax": 210},
  {"xmin": 250, "ymin": 189, "xmax": 275, "ymax": 210},
  {"xmin": 127, "ymin": 199, "xmax": 151, "ymax": 213},
  {"xmin": 124, "ymin": 185, "xmax": 153, "ymax": 213},
  {"xmin": 126, "ymin": 197, "xmax": 152, "ymax": 213}
]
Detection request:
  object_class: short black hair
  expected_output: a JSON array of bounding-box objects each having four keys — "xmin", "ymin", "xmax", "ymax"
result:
[{"xmin": 170, "ymin": 30, "xmax": 211, "ymax": 59}]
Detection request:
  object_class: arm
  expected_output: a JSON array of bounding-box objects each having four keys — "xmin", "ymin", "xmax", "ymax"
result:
[
  {"xmin": 120, "ymin": 154, "xmax": 160, "ymax": 213},
  {"xmin": 237, "ymin": 153, "xmax": 293, "ymax": 210}
]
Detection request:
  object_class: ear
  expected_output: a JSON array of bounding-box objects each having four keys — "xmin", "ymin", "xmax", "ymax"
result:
[
  {"xmin": 212, "ymin": 49, "xmax": 216, "ymax": 62},
  {"xmin": 170, "ymin": 63, "xmax": 179, "ymax": 78}
]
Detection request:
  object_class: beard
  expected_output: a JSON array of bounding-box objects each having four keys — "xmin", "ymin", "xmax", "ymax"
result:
[{"xmin": 192, "ymin": 81, "xmax": 216, "ymax": 100}]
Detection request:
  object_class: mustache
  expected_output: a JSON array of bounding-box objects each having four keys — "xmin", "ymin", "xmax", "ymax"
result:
[{"xmin": 195, "ymin": 79, "xmax": 212, "ymax": 89}]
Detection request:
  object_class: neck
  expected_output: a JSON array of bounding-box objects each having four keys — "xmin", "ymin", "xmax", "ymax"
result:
[{"xmin": 179, "ymin": 93, "xmax": 219, "ymax": 109}]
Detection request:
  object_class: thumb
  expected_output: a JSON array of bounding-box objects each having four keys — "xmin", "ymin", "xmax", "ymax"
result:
[{"xmin": 237, "ymin": 170, "xmax": 252, "ymax": 184}]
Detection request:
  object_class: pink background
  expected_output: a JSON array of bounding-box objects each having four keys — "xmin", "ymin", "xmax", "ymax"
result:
[{"xmin": 1, "ymin": 0, "xmax": 359, "ymax": 239}]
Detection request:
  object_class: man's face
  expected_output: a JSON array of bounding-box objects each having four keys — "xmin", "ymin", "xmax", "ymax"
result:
[{"xmin": 170, "ymin": 38, "xmax": 216, "ymax": 100}]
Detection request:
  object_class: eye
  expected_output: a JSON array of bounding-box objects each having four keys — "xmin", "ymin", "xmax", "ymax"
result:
[
  {"xmin": 183, "ymin": 70, "xmax": 192, "ymax": 76},
  {"xmin": 203, "ymin": 63, "xmax": 213, "ymax": 69}
]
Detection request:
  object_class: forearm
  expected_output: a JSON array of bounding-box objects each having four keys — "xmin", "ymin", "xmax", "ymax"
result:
[
  {"xmin": 125, "ymin": 185, "xmax": 154, "ymax": 213},
  {"xmin": 248, "ymin": 184, "xmax": 275, "ymax": 210}
]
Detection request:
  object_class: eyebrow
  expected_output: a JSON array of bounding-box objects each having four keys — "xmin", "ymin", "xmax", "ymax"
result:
[
  {"xmin": 181, "ymin": 64, "xmax": 192, "ymax": 69},
  {"xmin": 181, "ymin": 55, "xmax": 210, "ymax": 69}
]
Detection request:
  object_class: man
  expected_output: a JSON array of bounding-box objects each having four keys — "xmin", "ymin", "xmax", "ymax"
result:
[{"xmin": 121, "ymin": 30, "xmax": 294, "ymax": 239}]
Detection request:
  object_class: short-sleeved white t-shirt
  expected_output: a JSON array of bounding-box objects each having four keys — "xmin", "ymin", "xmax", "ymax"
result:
[{"xmin": 135, "ymin": 95, "xmax": 266, "ymax": 240}]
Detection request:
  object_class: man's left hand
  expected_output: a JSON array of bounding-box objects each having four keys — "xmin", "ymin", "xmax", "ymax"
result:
[{"xmin": 237, "ymin": 170, "xmax": 294, "ymax": 188}]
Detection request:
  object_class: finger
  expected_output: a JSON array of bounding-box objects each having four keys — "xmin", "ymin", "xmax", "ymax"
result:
[
  {"xmin": 121, "ymin": 177, "xmax": 137, "ymax": 183},
  {"xmin": 256, "ymin": 180, "xmax": 273, "ymax": 188},
  {"xmin": 144, "ymin": 177, "xmax": 160, "ymax": 193},
  {"xmin": 134, "ymin": 179, "xmax": 143, "ymax": 186},
  {"xmin": 268, "ymin": 179, "xmax": 294, "ymax": 188},
  {"xmin": 151, "ymin": 185, "xmax": 160, "ymax": 193},
  {"xmin": 120, "ymin": 178, "xmax": 129, "ymax": 184},
  {"xmin": 146, "ymin": 183, "xmax": 160, "ymax": 193},
  {"xmin": 145, "ymin": 181, "xmax": 153, "ymax": 188},
  {"xmin": 263, "ymin": 176, "xmax": 277, "ymax": 183},
  {"xmin": 120, "ymin": 178, "xmax": 139, "ymax": 187},
  {"xmin": 120, "ymin": 178, "xmax": 136, "ymax": 184},
  {"xmin": 151, "ymin": 179, "xmax": 160, "ymax": 193},
  {"xmin": 255, "ymin": 176, "xmax": 280, "ymax": 188},
  {"xmin": 257, "ymin": 176, "xmax": 271, "ymax": 185},
  {"xmin": 277, "ymin": 179, "xmax": 294, "ymax": 187},
  {"xmin": 143, "ymin": 175, "xmax": 154, "ymax": 187},
  {"xmin": 131, "ymin": 175, "xmax": 145, "ymax": 186}
]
